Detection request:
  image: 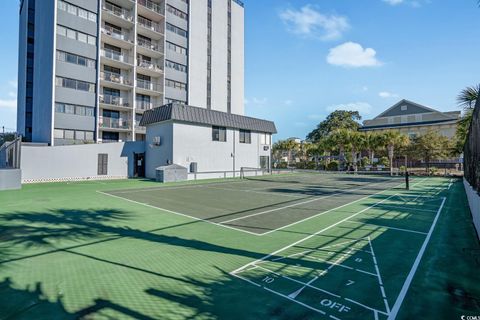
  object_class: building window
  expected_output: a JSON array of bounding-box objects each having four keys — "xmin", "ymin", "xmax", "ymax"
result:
[
  {"xmin": 56, "ymin": 50, "xmax": 96, "ymax": 68},
  {"xmin": 55, "ymin": 77, "xmax": 96, "ymax": 92},
  {"xmin": 57, "ymin": 0, "xmax": 97, "ymax": 22},
  {"xmin": 57, "ymin": 25, "xmax": 96, "ymax": 45},
  {"xmin": 165, "ymin": 79, "xmax": 187, "ymax": 91},
  {"xmin": 166, "ymin": 5, "xmax": 188, "ymax": 20},
  {"xmin": 260, "ymin": 133, "xmax": 271, "ymax": 145},
  {"xmin": 401, "ymin": 105, "xmax": 408, "ymax": 111},
  {"xmin": 166, "ymin": 42, "xmax": 187, "ymax": 55},
  {"xmin": 239, "ymin": 130, "xmax": 251, "ymax": 144},
  {"xmin": 166, "ymin": 23, "xmax": 187, "ymax": 37},
  {"xmin": 54, "ymin": 128, "xmax": 95, "ymax": 141},
  {"xmin": 212, "ymin": 126, "xmax": 227, "ymax": 142},
  {"xmin": 55, "ymin": 103, "xmax": 95, "ymax": 117},
  {"xmin": 165, "ymin": 60, "xmax": 187, "ymax": 73}
]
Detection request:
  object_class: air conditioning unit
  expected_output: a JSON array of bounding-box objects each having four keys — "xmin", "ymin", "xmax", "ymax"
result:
[
  {"xmin": 263, "ymin": 146, "xmax": 270, "ymax": 151},
  {"xmin": 153, "ymin": 136, "xmax": 161, "ymax": 146}
]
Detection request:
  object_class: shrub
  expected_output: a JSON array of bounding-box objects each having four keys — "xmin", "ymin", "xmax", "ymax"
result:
[{"xmin": 326, "ymin": 160, "xmax": 339, "ymax": 171}]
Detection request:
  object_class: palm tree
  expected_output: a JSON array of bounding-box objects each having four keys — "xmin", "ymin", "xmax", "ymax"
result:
[
  {"xmin": 329, "ymin": 129, "xmax": 351, "ymax": 170},
  {"xmin": 382, "ymin": 131, "xmax": 409, "ymax": 176},
  {"xmin": 364, "ymin": 132, "xmax": 384, "ymax": 165},
  {"xmin": 457, "ymin": 84, "xmax": 479, "ymax": 109},
  {"xmin": 455, "ymin": 84, "xmax": 479, "ymax": 153},
  {"xmin": 346, "ymin": 131, "xmax": 365, "ymax": 172}
]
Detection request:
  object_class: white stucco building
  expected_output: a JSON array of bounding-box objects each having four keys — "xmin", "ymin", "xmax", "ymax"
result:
[{"xmin": 140, "ymin": 103, "xmax": 276, "ymax": 179}]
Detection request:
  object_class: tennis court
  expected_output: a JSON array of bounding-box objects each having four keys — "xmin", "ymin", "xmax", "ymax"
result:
[
  {"xmin": 101, "ymin": 171, "xmax": 410, "ymax": 235},
  {"xmin": 1, "ymin": 172, "xmax": 479, "ymax": 319}
]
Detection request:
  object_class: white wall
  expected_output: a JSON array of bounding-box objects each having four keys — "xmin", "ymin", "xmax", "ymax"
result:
[
  {"xmin": 171, "ymin": 122, "xmax": 271, "ymax": 173},
  {"xmin": 210, "ymin": 0, "xmax": 228, "ymax": 112},
  {"xmin": 20, "ymin": 142, "xmax": 144, "ymax": 182},
  {"xmin": 230, "ymin": 1, "xmax": 244, "ymax": 115},
  {"xmin": 464, "ymin": 178, "xmax": 480, "ymax": 240},
  {"xmin": 145, "ymin": 122, "xmax": 174, "ymax": 178},
  {"xmin": 187, "ymin": 0, "xmax": 208, "ymax": 108}
]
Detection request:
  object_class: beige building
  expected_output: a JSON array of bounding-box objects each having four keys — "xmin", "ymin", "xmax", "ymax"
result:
[{"xmin": 360, "ymin": 99, "xmax": 460, "ymax": 138}]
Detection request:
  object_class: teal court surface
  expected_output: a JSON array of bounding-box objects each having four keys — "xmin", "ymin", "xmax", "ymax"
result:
[{"xmin": 0, "ymin": 172, "xmax": 479, "ymax": 319}]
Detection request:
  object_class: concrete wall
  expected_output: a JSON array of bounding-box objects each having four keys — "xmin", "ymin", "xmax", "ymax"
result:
[
  {"xmin": 464, "ymin": 178, "xmax": 480, "ymax": 240},
  {"xmin": 231, "ymin": 1, "xmax": 244, "ymax": 115},
  {"xmin": 20, "ymin": 142, "xmax": 144, "ymax": 183},
  {"xmin": 145, "ymin": 122, "xmax": 174, "ymax": 179},
  {"xmin": 210, "ymin": 0, "xmax": 228, "ymax": 113},
  {"xmin": 16, "ymin": 0, "xmax": 28, "ymax": 137},
  {"xmin": 188, "ymin": 0, "xmax": 208, "ymax": 108},
  {"xmin": 32, "ymin": 0, "xmax": 56, "ymax": 144},
  {"xmin": 0, "ymin": 169, "xmax": 22, "ymax": 191},
  {"xmin": 173, "ymin": 122, "xmax": 271, "ymax": 174}
]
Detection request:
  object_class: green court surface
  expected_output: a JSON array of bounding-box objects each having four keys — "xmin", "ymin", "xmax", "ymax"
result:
[{"xmin": 0, "ymin": 173, "xmax": 479, "ymax": 319}]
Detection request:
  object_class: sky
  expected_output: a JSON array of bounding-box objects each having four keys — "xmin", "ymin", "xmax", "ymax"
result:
[{"xmin": 0, "ymin": 0, "xmax": 479, "ymax": 139}]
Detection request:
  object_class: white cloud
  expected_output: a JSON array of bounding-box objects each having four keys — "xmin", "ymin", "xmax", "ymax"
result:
[
  {"xmin": 279, "ymin": 5, "xmax": 349, "ymax": 41},
  {"xmin": 379, "ymin": 91, "xmax": 399, "ymax": 98},
  {"xmin": 0, "ymin": 99, "xmax": 17, "ymax": 109},
  {"xmin": 326, "ymin": 102, "xmax": 373, "ymax": 116},
  {"xmin": 327, "ymin": 42, "xmax": 383, "ymax": 68},
  {"xmin": 362, "ymin": 86, "xmax": 369, "ymax": 92},
  {"xmin": 383, "ymin": 0, "xmax": 404, "ymax": 5},
  {"xmin": 8, "ymin": 92, "xmax": 16, "ymax": 98},
  {"xmin": 284, "ymin": 99, "xmax": 293, "ymax": 106},
  {"xmin": 8, "ymin": 80, "xmax": 17, "ymax": 89},
  {"xmin": 246, "ymin": 97, "xmax": 268, "ymax": 107}
]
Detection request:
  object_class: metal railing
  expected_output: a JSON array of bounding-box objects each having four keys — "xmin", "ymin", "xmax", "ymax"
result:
[
  {"xmin": 101, "ymin": 25, "xmax": 132, "ymax": 43},
  {"xmin": 101, "ymin": 48, "xmax": 131, "ymax": 64},
  {"xmin": 137, "ymin": 59, "xmax": 163, "ymax": 72},
  {"xmin": 137, "ymin": 16, "xmax": 164, "ymax": 34},
  {"xmin": 136, "ymin": 100, "xmax": 154, "ymax": 111},
  {"xmin": 137, "ymin": 38, "xmax": 162, "ymax": 52},
  {"xmin": 99, "ymin": 117, "xmax": 131, "ymax": 130},
  {"xmin": 135, "ymin": 121, "xmax": 146, "ymax": 133},
  {"xmin": 100, "ymin": 71, "xmax": 132, "ymax": 86},
  {"xmin": 102, "ymin": 2, "xmax": 133, "ymax": 22},
  {"xmin": 99, "ymin": 94, "xmax": 130, "ymax": 107},
  {"xmin": 138, "ymin": 0, "xmax": 165, "ymax": 15},
  {"xmin": 136, "ymin": 79, "xmax": 162, "ymax": 92}
]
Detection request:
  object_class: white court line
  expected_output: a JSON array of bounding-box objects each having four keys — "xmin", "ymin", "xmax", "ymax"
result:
[
  {"xmin": 96, "ymin": 190, "xmax": 263, "ymax": 237},
  {"xmin": 387, "ymin": 197, "xmax": 446, "ymax": 320},
  {"xmin": 221, "ymin": 179, "xmax": 407, "ymax": 225},
  {"xmin": 257, "ymin": 178, "xmax": 427, "ymax": 236},
  {"xmin": 372, "ymin": 204, "xmax": 437, "ymax": 214},
  {"xmin": 106, "ymin": 180, "xmax": 245, "ymax": 194},
  {"xmin": 368, "ymin": 237, "xmax": 390, "ymax": 314},
  {"xmin": 344, "ymin": 221, "xmax": 428, "ymax": 236}
]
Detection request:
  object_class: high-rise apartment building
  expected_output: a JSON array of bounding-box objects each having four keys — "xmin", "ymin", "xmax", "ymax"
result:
[{"xmin": 17, "ymin": 0, "xmax": 244, "ymax": 145}]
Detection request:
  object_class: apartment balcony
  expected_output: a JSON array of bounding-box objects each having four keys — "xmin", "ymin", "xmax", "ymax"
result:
[
  {"xmin": 101, "ymin": 25, "xmax": 134, "ymax": 49},
  {"xmin": 136, "ymin": 100, "xmax": 154, "ymax": 112},
  {"xmin": 137, "ymin": 59, "xmax": 163, "ymax": 76},
  {"xmin": 136, "ymin": 38, "xmax": 164, "ymax": 58},
  {"xmin": 137, "ymin": 16, "xmax": 164, "ymax": 40},
  {"xmin": 99, "ymin": 94, "xmax": 132, "ymax": 111},
  {"xmin": 100, "ymin": 48, "xmax": 133, "ymax": 69},
  {"xmin": 138, "ymin": 0, "xmax": 165, "ymax": 21},
  {"xmin": 136, "ymin": 79, "xmax": 163, "ymax": 96},
  {"xmin": 102, "ymin": 2, "xmax": 134, "ymax": 28},
  {"xmin": 100, "ymin": 71, "xmax": 133, "ymax": 90},
  {"xmin": 135, "ymin": 122, "xmax": 146, "ymax": 134},
  {"xmin": 99, "ymin": 116, "xmax": 132, "ymax": 131}
]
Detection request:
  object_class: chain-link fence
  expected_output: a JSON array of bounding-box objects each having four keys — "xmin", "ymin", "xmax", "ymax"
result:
[{"xmin": 464, "ymin": 98, "xmax": 480, "ymax": 192}]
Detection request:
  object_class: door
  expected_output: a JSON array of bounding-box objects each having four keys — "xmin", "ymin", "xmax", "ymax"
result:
[
  {"xmin": 98, "ymin": 154, "xmax": 108, "ymax": 175},
  {"xmin": 134, "ymin": 153, "xmax": 145, "ymax": 178},
  {"xmin": 260, "ymin": 156, "xmax": 270, "ymax": 171}
]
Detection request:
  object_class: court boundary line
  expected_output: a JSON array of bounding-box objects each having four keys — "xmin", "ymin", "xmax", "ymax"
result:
[
  {"xmin": 96, "ymin": 190, "xmax": 263, "ymax": 237},
  {"xmin": 221, "ymin": 179, "xmax": 411, "ymax": 225},
  {"xmin": 387, "ymin": 196, "xmax": 447, "ymax": 320}
]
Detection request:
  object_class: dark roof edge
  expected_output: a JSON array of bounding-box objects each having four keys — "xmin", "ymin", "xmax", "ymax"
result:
[{"xmin": 360, "ymin": 119, "xmax": 458, "ymax": 130}]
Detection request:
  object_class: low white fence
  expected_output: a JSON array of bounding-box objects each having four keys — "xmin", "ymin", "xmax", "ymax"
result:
[{"xmin": 464, "ymin": 178, "xmax": 480, "ymax": 240}]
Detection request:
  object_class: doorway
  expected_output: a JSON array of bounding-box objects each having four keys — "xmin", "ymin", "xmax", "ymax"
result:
[{"xmin": 134, "ymin": 153, "xmax": 145, "ymax": 178}]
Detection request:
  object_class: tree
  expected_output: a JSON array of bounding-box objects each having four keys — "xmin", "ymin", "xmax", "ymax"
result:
[
  {"xmin": 307, "ymin": 110, "xmax": 361, "ymax": 142},
  {"xmin": 363, "ymin": 132, "xmax": 385, "ymax": 165},
  {"xmin": 455, "ymin": 84, "xmax": 479, "ymax": 154},
  {"xmin": 410, "ymin": 131, "xmax": 453, "ymax": 174},
  {"xmin": 382, "ymin": 131, "xmax": 409, "ymax": 176},
  {"xmin": 345, "ymin": 131, "xmax": 365, "ymax": 172},
  {"xmin": 272, "ymin": 139, "xmax": 299, "ymax": 165},
  {"xmin": 328, "ymin": 129, "xmax": 352, "ymax": 170}
]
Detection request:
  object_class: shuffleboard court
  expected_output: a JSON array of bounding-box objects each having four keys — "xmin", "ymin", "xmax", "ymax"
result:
[
  {"xmin": 231, "ymin": 193, "xmax": 447, "ymax": 320},
  {"xmin": 101, "ymin": 172, "xmax": 411, "ymax": 235}
]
